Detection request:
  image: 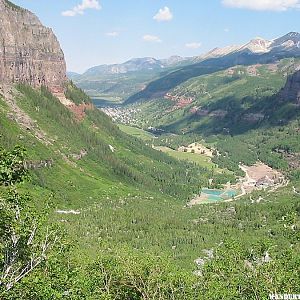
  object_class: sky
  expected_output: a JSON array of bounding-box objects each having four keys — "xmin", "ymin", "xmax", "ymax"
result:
[{"xmin": 12, "ymin": 0, "xmax": 300, "ymax": 73}]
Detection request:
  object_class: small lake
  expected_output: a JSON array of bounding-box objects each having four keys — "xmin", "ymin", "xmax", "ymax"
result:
[{"xmin": 201, "ymin": 188, "xmax": 237, "ymax": 201}]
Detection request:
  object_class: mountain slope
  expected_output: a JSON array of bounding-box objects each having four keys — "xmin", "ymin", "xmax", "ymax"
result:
[
  {"xmin": 77, "ymin": 56, "xmax": 189, "ymax": 77},
  {"xmin": 83, "ymin": 57, "xmax": 165, "ymax": 76},
  {"xmin": 0, "ymin": 0, "xmax": 211, "ymax": 216},
  {"xmin": 70, "ymin": 56, "xmax": 191, "ymax": 101},
  {"xmin": 71, "ymin": 32, "xmax": 300, "ymax": 104},
  {"xmin": 133, "ymin": 58, "xmax": 300, "ymax": 133},
  {"xmin": 125, "ymin": 32, "xmax": 300, "ymax": 104},
  {"xmin": 0, "ymin": 84, "xmax": 207, "ymax": 200}
]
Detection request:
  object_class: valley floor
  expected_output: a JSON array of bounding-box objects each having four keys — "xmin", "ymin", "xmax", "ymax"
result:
[{"xmin": 114, "ymin": 120, "xmax": 292, "ymax": 207}]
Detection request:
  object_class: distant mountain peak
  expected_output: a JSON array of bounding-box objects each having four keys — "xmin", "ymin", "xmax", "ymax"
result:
[
  {"xmin": 198, "ymin": 45, "xmax": 241, "ymax": 60},
  {"xmin": 240, "ymin": 38, "xmax": 272, "ymax": 53},
  {"xmin": 196, "ymin": 32, "xmax": 300, "ymax": 61},
  {"xmin": 271, "ymin": 31, "xmax": 300, "ymax": 50},
  {"xmin": 81, "ymin": 55, "xmax": 189, "ymax": 77},
  {"xmin": 252, "ymin": 37, "xmax": 267, "ymax": 41},
  {"xmin": 160, "ymin": 55, "xmax": 187, "ymax": 66},
  {"xmin": 286, "ymin": 31, "xmax": 300, "ymax": 38},
  {"xmin": 127, "ymin": 57, "xmax": 159, "ymax": 63},
  {"xmin": 273, "ymin": 32, "xmax": 300, "ymax": 41}
]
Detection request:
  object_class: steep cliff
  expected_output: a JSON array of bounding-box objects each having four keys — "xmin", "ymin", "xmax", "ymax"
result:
[
  {"xmin": 279, "ymin": 70, "xmax": 300, "ymax": 104},
  {"xmin": 0, "ymin": 0, "xmax": 66, "ymax": 92}
]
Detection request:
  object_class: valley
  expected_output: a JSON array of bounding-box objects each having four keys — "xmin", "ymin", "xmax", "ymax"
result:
[
  {"xmin": 93, "ymin": 52, "xmax": 300, "ymax": 208},
  {"xmin": 94, "ymin": 101, "xmax": 290, "ymax": 211},
  {"xmin": 0, "ymin": 1, "xmax": 299, "ymax": 299}
]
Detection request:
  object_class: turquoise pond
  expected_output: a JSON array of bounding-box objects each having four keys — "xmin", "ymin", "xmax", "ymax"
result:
[{"xmin": 201, "ymin": 189, "xmax": 237, "ymax": 201}]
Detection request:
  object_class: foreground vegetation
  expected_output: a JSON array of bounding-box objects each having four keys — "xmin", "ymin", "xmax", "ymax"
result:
[
  {"xmin": 1, "ymin": 146, "xmax": 299, "ymax": 299},
  {"xmin": 0, "ymin": 82, "xmax": 299, "ymax": 299}
]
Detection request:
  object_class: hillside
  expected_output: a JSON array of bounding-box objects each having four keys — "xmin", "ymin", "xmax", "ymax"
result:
[
  {"xmin": 70, "ymin": 56, "xmax": 190, "ymax": 102},
  {"xmin": 125, "ymin": 32, "xmax": 300, "ymax": 104},
  {"xmin": 0, "ymin": 1, "xmax": 299, "ymax": 299},
  {"xmin": 0, "ymin": 0, "xmax": 213, "ymax": 294},
  {"xmin": 73, "ymin": 32, "xmax": 300, "ymax": 105},
  {"xmin": 126, "ymin": 57, "xmax": 300, "ymax": 174},
  {"xmin": 0, "ymin": 0, "xmax": 210, "ymax": 205},
  {"xmin": 133, "ymin": 58, "xmax": 299, "ymax": 133}
]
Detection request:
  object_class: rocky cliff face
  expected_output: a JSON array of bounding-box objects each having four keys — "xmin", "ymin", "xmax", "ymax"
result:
[
  {"xmin": 0, "ymin": 0, "xmax": 66, "ymax": 92},
  {"xmin": 279, "ymin": 70, "xmax": 300, "ymax": 105}
]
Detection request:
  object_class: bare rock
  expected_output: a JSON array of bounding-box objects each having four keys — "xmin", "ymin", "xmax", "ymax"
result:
[
  {"xmin": 0, "ymin": 0, "xmax": 66, "ymax": 92},
  {"xmin": 279, "ymin": 70, "xmax": 300, "ymax": 105}
]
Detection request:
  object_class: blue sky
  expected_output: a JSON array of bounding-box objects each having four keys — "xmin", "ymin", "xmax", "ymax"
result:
[{"xmin": 12, "ymin": 0, "xmax": 300, "ymax": 73}]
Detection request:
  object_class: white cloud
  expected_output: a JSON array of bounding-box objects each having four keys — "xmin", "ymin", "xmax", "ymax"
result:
[
  {"xmin": 153, "ymin": 7, "xmax": 173, "ymax": 22},
  {"xmin": 143, "ymin": 35, "xmax": 162, "ymax": 43},
  {"xmin": 143, "ymin": 34, "xmax": 162, "ymax": 43},
  {"xmin": 62, "ymin": 0, "xmax": 101, "ymax": 17},
  {"xmin": 222, "ymin": 0, "xmax": 300, "ymax": 11},
  {"xmin": 185, "ymin": 42, "xmax": 202, "ymax": 49},
  {"xmin": 106, "ymin": 32, "xmax": 119, "ymax": 37},
  {"xmin": 62, "ymin": 10, "xmax": 77, "ymax": 17}
]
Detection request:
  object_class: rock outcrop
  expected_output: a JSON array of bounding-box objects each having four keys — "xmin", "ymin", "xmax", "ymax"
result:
[
  {"xmin": 279, "ymin": 70, "xmax": 300, "ymax": 105},
  {"xmin": 0, "ymin": 0, "xmax": 66, "ymax": 92}
]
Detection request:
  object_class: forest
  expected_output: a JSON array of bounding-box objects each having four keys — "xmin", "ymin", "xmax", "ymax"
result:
[
  {"xmin": 0, "ymin": 84, "xmax": 298, "ymax": 299},
  {"xmin": 1, "ymin": 142, "xmax": 299, "ymax": 299}
]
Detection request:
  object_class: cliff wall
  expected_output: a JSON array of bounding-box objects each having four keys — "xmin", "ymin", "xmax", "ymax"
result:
[{"xmin": 0, "ymin": 0, "xmax": 66, "ymax": 92}]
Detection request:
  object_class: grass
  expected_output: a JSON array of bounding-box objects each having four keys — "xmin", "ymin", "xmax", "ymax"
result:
[
  {"xmin": 117, "ymin": 125, "xmax": 226, "ymax": 171},
  {"xmin": 154, "ymin": 146, "xmax": 219, "ymax": 170},
  {"xmin": 118, "ymin": 124, "xmax": 155, "ymax": 141}
]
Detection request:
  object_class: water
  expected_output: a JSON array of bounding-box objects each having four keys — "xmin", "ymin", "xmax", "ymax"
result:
[{"xmin": 201, "ymin": 188, "xmax": 237, "ymax": 201}]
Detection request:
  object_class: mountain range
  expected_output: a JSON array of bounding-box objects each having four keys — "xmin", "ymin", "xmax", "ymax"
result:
[
  {"xmin": 70, "ymin": 32, "xmax": 300, "ymax": 78},
  {"xmin": 125, "ymin": 32, "xmax": 300, "ymax": 104},
  {"xmin": 68, "ymin": 56, "xmax": 189, "ymax": 79},
  {"xmin": 69, "ymin": 32, "xmax": 300, "ymax": 102},
  {"xmin": 196, "ymin": 32, "xmax": 300, "ymax": 60}
]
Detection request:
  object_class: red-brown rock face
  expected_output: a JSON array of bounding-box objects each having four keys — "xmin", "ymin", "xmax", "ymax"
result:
[{"xmin": 0, "ymin": 0, "xmax": 67, "ymax": 92}]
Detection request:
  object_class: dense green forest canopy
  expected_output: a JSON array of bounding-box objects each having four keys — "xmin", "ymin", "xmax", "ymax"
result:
[
  {"xmin": 0, "ymin": 81, "xmax": 299, "ymax": 298},
  {"xmin": 0, "ymin": 144, "xmax": 299, "ymax": 299}
]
